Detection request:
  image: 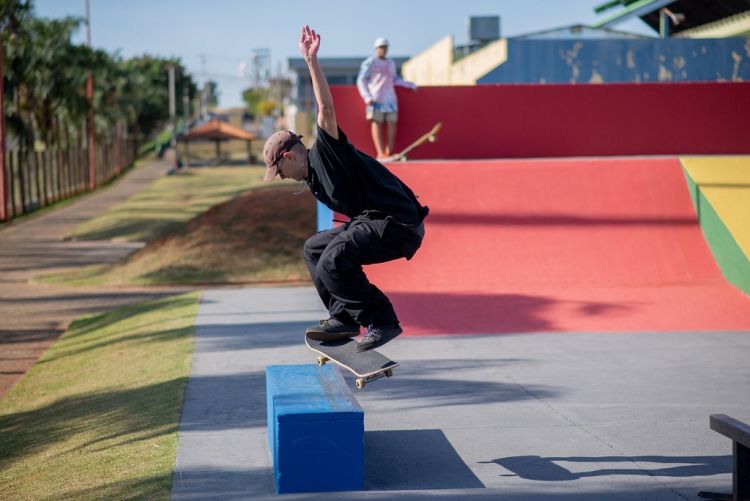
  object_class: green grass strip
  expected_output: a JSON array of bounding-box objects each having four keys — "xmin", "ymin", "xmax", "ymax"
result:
[
  {"xmin": 682, "ymin": 166, "xmax": 750, "ymax": 295},
  {"xmin": 0, "ymin": 292, "xmax": 201, "ymax": 500},
  {"xmin": 65, "ymin": 166, "xmax": 264, "ymax": 243}
]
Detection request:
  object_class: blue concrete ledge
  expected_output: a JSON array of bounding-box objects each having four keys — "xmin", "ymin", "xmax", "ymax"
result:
[{"xmin": 266, "ymin": 364, "xmax": 364, "ymax": 493}]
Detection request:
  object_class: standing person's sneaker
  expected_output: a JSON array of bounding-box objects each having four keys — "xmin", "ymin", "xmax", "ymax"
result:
[
  {"xmin": 356, "ymin": 324, "xmax": 403, "ymax": 352},
  {"xmin": 306, "ymin": 317, "xmax": 360, "ymax": 341}
]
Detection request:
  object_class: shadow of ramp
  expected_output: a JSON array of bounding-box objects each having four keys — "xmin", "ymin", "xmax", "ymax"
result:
[
  {"xmin": 195, "ymin": 320, "xmax": 321, "ymax": 351},
  {"xmin": 365, "ymin": 429, "xmax": 484, "ymax": 491},
  {"xmin": 351, "ymin": 359, "xmax": 563, "ymax": 410}
]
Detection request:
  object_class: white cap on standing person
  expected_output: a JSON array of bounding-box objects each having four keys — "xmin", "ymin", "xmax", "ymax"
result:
[{"xmin": 373, "ymin": 37, "xmax": 389, "ymax": 48}]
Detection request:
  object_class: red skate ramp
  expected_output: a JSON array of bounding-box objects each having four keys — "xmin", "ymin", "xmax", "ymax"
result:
[{"xmin": 366, "ymin": 157, "xmax": 750, "ymax": 336}]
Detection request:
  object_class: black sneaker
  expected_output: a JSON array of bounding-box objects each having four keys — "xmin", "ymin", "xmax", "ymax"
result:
[
  {"xmin": 306, "ymin": 317, "xmax": 360, "ymax": 341},
  {"xmin": 356, "ymin": 324, "xmax": 403, "ymax": 352}
]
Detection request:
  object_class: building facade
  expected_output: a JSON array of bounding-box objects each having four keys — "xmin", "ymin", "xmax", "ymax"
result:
[{"xmin": 403, "ymin": 7, "xmax": 750, "ymax": 86}]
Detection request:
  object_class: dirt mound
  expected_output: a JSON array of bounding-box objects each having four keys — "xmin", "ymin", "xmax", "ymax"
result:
[{"xmin": 119, "ymin": 184, "xmax": 317, "ymax": 284}]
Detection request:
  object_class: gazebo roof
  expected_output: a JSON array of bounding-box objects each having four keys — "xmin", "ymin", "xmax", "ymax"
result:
[{"xmin": 180, "ymin": 118, "xmax": 256, "ymax": 141}]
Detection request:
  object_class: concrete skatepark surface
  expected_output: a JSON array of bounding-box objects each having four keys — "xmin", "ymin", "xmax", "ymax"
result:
[{"xmin": 171, "ymin": 287, "xmax": 749, "ymax": 500}]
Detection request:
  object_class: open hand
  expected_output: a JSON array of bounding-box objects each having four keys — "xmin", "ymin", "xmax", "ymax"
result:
[{"xmin": 299, "ymin": 25, "xmax": 321, "ymax": 59}]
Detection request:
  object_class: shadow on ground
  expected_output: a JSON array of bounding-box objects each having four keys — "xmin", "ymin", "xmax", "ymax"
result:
[
  {"xmin": 194, "ymin": 320, "xmax": 324, "ymax": 351},
  {"xmin": 177, "ymin": 364, "xmax": 556, "ymax": 432},
  {"xmin": 388, "ymin": 291, "xmax": 634, "ymax": 335},
  {"xmin": 365, "ymin": 429, "xmax": 485, "ymax": 490},
  {"xmin": 0, "ymin": 378, "xmax": 188, "ymax": 468},
  {"xmin": 36, "ymin": 474, "xmax": 174, "ymax": 501},
  {"xmin": 345, "ymin": 358, "xmax": 563, "ymax": 409},
  {"xmin": 485, "ymin": 454, "xmax": 731, "ymax": 480}
]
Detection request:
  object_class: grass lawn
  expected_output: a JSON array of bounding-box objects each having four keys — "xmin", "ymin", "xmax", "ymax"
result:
[
  {"xmin": 0, "ymin": 292, "xmax": 201, "ymax": 500},
  {"xmin": 65, "ymin": 166, "xmax": 263, "ymax": 242},
  {"xmin": 39, "ymin": 169, "xmax": 317, "ymax": 286}
]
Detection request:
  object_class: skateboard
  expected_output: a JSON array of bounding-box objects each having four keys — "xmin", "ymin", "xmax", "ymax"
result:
[
  {"xmin": 304, "ymin": 334, "xmax": 399, "ymax": 389},
  {"xmin": 382, "ymin": 122, "xmax": 442, "ymax": 162}
]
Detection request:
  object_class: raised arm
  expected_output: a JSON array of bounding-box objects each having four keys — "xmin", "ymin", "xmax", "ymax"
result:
[{"xmin": 299, "ymin": 25, "xmax": 338, "ymax": 139}]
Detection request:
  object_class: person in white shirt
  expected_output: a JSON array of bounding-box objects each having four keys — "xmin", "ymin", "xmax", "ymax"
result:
[{"xmin": 357, "ymin": 37, "xmax": 417, "ymax": 159}]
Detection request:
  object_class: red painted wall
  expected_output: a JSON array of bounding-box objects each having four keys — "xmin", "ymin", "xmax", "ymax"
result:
[{"xmin": 330, "ymin": 83, "xmax": 750, "ymax": 159}]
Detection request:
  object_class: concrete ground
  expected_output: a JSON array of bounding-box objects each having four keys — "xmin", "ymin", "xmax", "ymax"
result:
[{"xmin": 172, "ymin": 287, "xmax": 750, "ymax": 500}]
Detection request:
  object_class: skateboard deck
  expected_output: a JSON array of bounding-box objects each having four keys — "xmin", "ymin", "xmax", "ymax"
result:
[
  {"xmin": 305, "ymin": 335, "xmax": 399, "ymax": 389},
  {"xmin": 382, "ymin": 122, "xmax": 442, "ymax": 162}
]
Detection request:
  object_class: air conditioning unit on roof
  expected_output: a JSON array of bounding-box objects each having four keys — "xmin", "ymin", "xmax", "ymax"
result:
[{"xmin": 468, "ymin": 16, "xmax": 501, "ymax": 43}]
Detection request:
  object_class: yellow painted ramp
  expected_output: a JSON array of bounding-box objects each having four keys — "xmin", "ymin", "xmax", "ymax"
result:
[{"xmin": 681, "ymin": 156, "xmax": 750, "ymax": 259}]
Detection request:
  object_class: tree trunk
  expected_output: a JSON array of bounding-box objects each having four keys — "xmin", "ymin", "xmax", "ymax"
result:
[
  {"xmin": 0, "ymin": 36, "xmax": 7, "ymax": 222},
  {"xmin": 58, "ymin": 119, "xmax": 67, "ymax": 198},
  {"xmin": 10, "ymin": 150, "xmax": 18, "ymax": 217},
  {"xmin": 32, "ymin": 142, "xmax": 47, "ymax": 208}
]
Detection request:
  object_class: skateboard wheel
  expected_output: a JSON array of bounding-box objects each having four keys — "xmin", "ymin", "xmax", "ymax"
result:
[
  {"xmin": 385, "ymin": 369, "xmax": 393, "ymax": 377},
  {"xmin": 355, "ymin": 378, "xmax": 366, "ymax": 389},
  {"xmin": 317, "ymin": 356, "xmax": 328, "ymax": 366}
]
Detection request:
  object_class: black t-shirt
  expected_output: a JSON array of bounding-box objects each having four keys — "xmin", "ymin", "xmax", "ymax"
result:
[{"xmin": 306, "ymin": 127, "xmax": 428, "ymax": 226}]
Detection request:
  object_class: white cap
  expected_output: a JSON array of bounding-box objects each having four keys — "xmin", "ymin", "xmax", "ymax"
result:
[{"xmin": 373, "ymin": 37, "xmax": 389, "ymax": 48}]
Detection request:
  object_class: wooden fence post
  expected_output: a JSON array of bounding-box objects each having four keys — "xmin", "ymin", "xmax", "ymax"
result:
[{"xmin": 115, "ymin": 122, "xmax": 121, "ymax": 175}]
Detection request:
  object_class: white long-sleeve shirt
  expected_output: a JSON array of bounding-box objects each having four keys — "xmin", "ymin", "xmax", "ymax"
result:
[{"xmin": 356, "ymin": 56, "xmax": 416, "ymax": 113}]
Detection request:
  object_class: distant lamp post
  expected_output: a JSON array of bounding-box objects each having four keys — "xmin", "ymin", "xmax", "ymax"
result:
[{"xmin": 168, "ymin": 64, "xmax": 177, "ymax": 169}]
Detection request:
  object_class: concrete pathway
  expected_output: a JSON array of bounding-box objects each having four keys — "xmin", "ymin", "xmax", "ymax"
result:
[
  {"xmin": 0, "ymin": 159, "xmax": 192, "ymax": 397},
  {"xmin": 172, "ymin": 286, "xmax": 749, "ymax": 500}
]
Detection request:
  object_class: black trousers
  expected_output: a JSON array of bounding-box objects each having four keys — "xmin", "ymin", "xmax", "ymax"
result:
[{"xmin": 303, "ymin": 215, "xmax": 423, "ymax": 328}]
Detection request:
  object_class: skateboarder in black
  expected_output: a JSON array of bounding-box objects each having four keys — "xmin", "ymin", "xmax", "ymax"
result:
[{"xmin": 263, "ymin": 25, "xmax": 428, "ymax": 352}]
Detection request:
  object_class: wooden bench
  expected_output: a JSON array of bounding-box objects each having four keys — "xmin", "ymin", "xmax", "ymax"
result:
[
  {"xmin": 265, "ymin": 364, "xmax": 364, "ymax": 493},
  {"xmin": 699, "ymin": 414, "xmax": 750, "ymax": 501}
]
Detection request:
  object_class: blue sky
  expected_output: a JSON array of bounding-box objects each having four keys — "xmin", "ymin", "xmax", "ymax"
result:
[{"xmin": 35, "ymin": 0, "xmax": 656, "ymax": 107}]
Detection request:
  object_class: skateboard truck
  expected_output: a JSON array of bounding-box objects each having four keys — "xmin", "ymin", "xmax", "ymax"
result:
[{"xmin": 316, "ymin": 355, "xmax": 394, "ymax": 389}]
